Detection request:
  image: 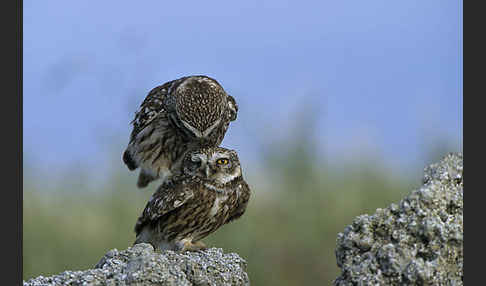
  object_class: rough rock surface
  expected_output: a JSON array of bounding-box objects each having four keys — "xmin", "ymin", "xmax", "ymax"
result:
[
  {"xmin": 23, "ymin": 244, "xmax": 249, "ymax": 286},
  {"xmin": 334, "ymin": 152, "xmax": 463, "ymax": 285}
]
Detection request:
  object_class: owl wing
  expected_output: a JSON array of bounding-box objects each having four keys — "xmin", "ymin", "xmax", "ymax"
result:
[
  {"xmin": 134, "ymin": 180, "xmax": 194, "ymax": 234},
  {"xmin": 226, "ymin": 180, "xmax": 251, "ymax": 223},
  {"xmin": 129, "ymin": 82, "xmax": 173, "ymax": 142}
]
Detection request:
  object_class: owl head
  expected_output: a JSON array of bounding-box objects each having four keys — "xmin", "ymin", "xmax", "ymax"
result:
[
  {"xmin": 166, "ymin": 76, "xmax": 237, "ymax": 141},
  {"xmin": 182, "ymin": 147, "xmax": 242, "ymax": 186}
]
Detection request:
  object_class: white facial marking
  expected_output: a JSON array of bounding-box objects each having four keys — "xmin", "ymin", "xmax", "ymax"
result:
[
  {"xmin": 216, "ymin": 166, "xmax": 241, "ymax": 184},
  {"xmin": 202, "ymin": 119, "xmax": 221, "ymax": 137},
  {"xmin": 181, "ymin": 118, "xmax": 221, "ymax": 138},
  {"xmin": 205, "ymin": 165, "xmax": 211, "ymax": 178},
  {"xmin": 209, "ymin": 152, "xmax": 229, "ymax": 163},
  {"xmin": 181, "ymin": 119, "xmax": 204, "ymax": 137}
]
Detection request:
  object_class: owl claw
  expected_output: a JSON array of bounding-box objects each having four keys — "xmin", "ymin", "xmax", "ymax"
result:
[{"xmin": 181, "ymin": 241, "xmax": 207, "ymax": 252}]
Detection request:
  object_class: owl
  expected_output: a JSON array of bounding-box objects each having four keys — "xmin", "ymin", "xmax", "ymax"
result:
[
  {"xmin": 123, "ymin": 75, "xmax": 238, "ymax": 188},
  {"xmin": 134, "ymin": 147, "xmax": 251, "ymax": 252}
]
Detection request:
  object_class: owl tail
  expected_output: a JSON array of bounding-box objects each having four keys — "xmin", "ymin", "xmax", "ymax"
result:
[{"xmin": 137, "ymin": 170, "xmax": 156, "ymax": 188}]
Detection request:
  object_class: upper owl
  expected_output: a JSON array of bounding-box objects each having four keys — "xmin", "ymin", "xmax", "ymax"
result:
[{"xmin": 123, "ymin": 75, "xmax": 238, "ymax": 188}]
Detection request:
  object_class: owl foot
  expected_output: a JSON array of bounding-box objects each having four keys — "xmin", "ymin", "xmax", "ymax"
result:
[{"xmin": 182, "ymin": 241, "xmax": 207, "ymax": 252}]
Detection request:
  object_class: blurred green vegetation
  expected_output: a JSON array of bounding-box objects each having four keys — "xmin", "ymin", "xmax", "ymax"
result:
[
  {"xmin": 23, "ymin": 143, "xmax": 423, "ymax": 285},
  {"xmin": 24, "ymin": 108, "xmax": 451, "ymax": 284}
]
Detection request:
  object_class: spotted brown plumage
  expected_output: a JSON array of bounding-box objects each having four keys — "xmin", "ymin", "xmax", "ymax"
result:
[
  {"xmin": 134, "ymin": 147, "xmax": 251, "ymax": 252},
  {"xmin": 123, "ymin": 75, "xmax": 239, "ymax": 188}
]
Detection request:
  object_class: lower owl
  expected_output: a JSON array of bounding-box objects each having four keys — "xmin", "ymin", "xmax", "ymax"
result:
[{"xmin": 134, "ymin": 147, "xmax": 251, "ymax": 252}]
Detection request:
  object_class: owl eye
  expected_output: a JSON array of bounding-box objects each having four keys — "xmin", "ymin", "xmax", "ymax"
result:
[{"xmin": 216, "ymin": 158, "xmax": 229, "ymax": 166}]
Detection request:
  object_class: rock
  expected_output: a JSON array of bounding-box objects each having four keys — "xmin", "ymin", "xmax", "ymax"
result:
[
  {"xmin": 24, "ymin": 244, "xmax": 250, "ymax": 286},
  {"xmin": 334, "ymin": 152, "xmax": 463, "ymax": 285}
]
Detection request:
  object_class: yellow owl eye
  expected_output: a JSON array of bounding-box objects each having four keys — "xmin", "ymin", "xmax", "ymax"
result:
[{"xmin": 216, "ymin": 158, "xmax": 229, "ymax": 165}]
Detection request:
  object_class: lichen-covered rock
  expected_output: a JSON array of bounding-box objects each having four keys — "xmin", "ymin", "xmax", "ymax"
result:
[
  {"xmin": 334, "ymin": 153, "xmax": 463, "ymax": 285},
  {"xmin": 23, "ymin": 244, "xmax": 249, "ymax": 286}
]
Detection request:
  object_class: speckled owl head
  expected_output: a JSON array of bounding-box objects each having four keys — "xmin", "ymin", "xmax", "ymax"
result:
[
  {"xmin": 173, "ymin": 76, "xmax": 228, "ymax": 137},
  {"xmin": 182, "ymin": 146, "xmax": 242, "ymax": 186}
]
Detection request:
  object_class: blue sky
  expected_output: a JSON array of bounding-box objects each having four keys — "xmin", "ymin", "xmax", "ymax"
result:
[{"xmin": 24, "ymin": 0, "xmax": 462, "ymax": 181}]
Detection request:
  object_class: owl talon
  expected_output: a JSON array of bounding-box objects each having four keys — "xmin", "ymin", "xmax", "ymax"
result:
[
  {"xmin": 182, "ymin": 241, "xmax": 207, "ymax": 252},
  {"xmin": 192, "ymin": 241, "xmax": 207, "ymax": 250}
]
